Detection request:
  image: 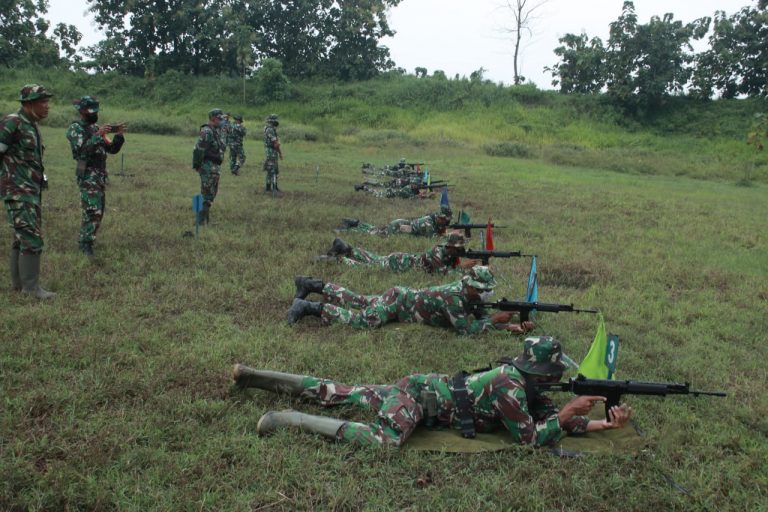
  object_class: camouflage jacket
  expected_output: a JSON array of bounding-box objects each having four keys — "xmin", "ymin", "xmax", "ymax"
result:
[
  {"xmin": 420, "ymin": 244, "xmax": 461, "ymax": 273},
  {"xmin": 0, "ymin": 109, "xmax": 45, "ymax": 205},
  {"xmin": 263, "ymin": 124, "xmax": 279, "ymax": 160},
  {"xmin": 195, "ymin": 125, "xmax": 225, "ymax": 164},
  {"xmin": 408, "ymin": 214, "xmax": 441, "ymax": 235},
  {"xmin": 406, "ymin": 281, "xmax": 495, "ymax": 334},
  {"xmin": 423, "ymin": 365, "xmax": 590, "ymax": 445},
  {"xmin": 66, "ymin": 120, "xmax": 125, "ymax": 178},
  {"xmin": 228, "ymin": 123, "xmax": 246, "ymax": 146}
]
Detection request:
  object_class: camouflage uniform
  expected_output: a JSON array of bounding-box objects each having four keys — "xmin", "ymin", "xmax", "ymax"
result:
[
  {"xmin": 319, "ymin": 279, "xmax": 495, "ymax": 334},
  {"xmin": 194, "ymin": 110, "xmax": 225, "ymax": 213},
  {"xmin": 1, "ymin": 106, "xmax": 47, "ymax": 254},
  {"xmin": 291, "ymin": 362, "xmax": 588, "ymax": 447},
  {"xmin": 341, "ymin": 213, "xmax": 447, "ymax": 237},
  {"xmin": 263, "ymin": 114, "xmax": 281, "ymax": 191},
  {"xmin": 339, "ymin": 234, "xmax": 465, "ymax": 274},
  {"xmin": 227, "ymin": 116, "xmax": 246, "ymax": 175},
  {"xmin": 66, "ymin": 96, "xmax": 125, "ymax": 251}
]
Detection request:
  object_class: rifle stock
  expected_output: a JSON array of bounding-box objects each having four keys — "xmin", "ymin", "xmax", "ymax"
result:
[{"xmin": 536, "ymin": 374, "xmax": 727, "ymax": 421}]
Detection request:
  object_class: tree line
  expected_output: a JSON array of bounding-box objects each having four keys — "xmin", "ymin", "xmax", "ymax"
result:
[{"xmin": 2, "ymin": 0, "xmax": 765, "ymax": 113}]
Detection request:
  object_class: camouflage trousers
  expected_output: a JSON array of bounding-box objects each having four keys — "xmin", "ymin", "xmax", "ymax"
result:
[
  {"xmin": 299, "ymin": 374, "xmax": 453, "ymax": 446},
  {"xmin": 320, "ymin": 283, "xmax": 412, "ymax": 328},
  {"xmin": 229, "ymin": 144, "xmax": 245, "ymax": 174},
  {"xmin": 4, "ymin": 200, "xmax": 43, "ymax": 254},
  {"xmin": 341, "ymin": 247, "xmax": 420, "ymax": 272},
  {"xmin": 342, "ymin": 219, "xmax": 410, "ymax": 236},
  {"xmin": 369, "ymin": 187, "xmax": 415, "ymax": 199},
  {"xmin": 198, "ymin": 160, "xmax": 221, "ymax": 207},
  {"xmin": 263, "ymin": 158, "xmax": 279, "ymax": 187},
  {"xmin": 78, "ymin": 181, "xmax": 105, "ymax": 245}
]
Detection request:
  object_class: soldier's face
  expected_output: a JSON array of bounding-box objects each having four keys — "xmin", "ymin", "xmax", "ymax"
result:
[
  {"xmin": 211, "ymin": 116, "xmax": 222, "ymax": 127},
  {"xmin": 25, "ymin": 98, "xmax": 50, "ymax": 120}
]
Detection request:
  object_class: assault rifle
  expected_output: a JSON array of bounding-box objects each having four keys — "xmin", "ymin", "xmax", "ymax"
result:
[
  {"xmin": 535, "ymin": 374, "xmax": 727, "ymax": 421},
  {"xmin": 449, "ymin": 223, "xmax": 506, "ymax": 238},
  {"xmin": 472, "ymin": 298, "xmax": 598, "ymax": 322},
  {"xmin": 458, "ymin": 249, "xmax": 532, "ymax": 265},
  {"xmin": 412, "ymin": 182, "xmax": 450, "ymax": 191}
]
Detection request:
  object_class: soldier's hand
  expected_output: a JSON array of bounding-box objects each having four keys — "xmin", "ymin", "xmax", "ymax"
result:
[
  {"xmin": 97, "ymin": 125, "xmax": 111, "ymax": 136},
  {"xmin": 565, "ymin": 395, "xmax": 606, "ymax": 416},
  {"xmin": 113, "ymin": 123, "xmax": 126, "ymax": 135},
  {"xmin": 459, "ymin": 258, "xmax": 481, "ymax": 269},
  {"xmin": 601, "ymin": 404, "xmax": 632, "ymax": 429},
  {"xmin": 504, "ymin": 321, "xmax": 535, "ymax": 333},
  {"xmin": 490, "ymin": 311, "xmax": 515, "ymax": 324}
]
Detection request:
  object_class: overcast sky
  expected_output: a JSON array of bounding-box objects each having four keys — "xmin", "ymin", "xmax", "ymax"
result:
[{"xmin": 48, "ymin": 0, "xmax": 752, "ymax": 89}]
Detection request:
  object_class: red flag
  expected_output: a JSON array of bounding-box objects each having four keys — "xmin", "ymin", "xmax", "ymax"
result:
[{"xmin": 485, "ymin": 218, "xmax": 494, "ymax": 250}]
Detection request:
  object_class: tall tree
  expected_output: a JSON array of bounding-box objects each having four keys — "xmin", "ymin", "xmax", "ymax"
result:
[
  {"xmin": 500, "ymin": 0, "xmax": 549, "ymax": 85},
  {"xmin": 0, "ymin": 0, "xmax": 79, "ymax": 68},
  {"xmin": 546, "ymin": 33, "xmax": 606, "ymax": 93},
  {"xmin": 691, "ymin": 1, "xmax": 768, "ymax": 98}
]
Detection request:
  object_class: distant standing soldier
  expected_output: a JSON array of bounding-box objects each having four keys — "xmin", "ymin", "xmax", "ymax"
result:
[
  {"xmin": 66, "ymin": 96, "xmax": 126, "ymax": 257},
  {"xmin": 0, "ymin": 84, "xmax": 55, "ymax": 298},
  {"xmin": 192, "ymin": 109, "xmax": 225, "ymax": 224},
  {"xmin": 263, "ymin": 114, "xmax": 283, "ymax": 192},
  {"xmin": 228, "ymin": 114, "xmax": 246, "ymax": 176}
]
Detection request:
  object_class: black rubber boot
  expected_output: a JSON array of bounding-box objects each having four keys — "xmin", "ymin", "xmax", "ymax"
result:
[
  {"xmin": 265, "ymin": 183, "xmax": 272, "ymax": 192},
  {"xmin": 10, "ymin": 247, "xmax": 21, "ymax": 291},
  {"xmin": 287, "ymin": 298, "xmax": 323, "ymax": 325},
  {"xmin": 341, "ymin": 218, "xmax": 359, "ymax": 228},
  {"xmin": 354, "ymin": 184, "xmax": 365, "ymax": 191},
  {"xmin": 19, "ymin": 253, "xmax": 56, "ymax": 299},
  {"xmin": 257, "ymin": 410, "xmax": 346, "ymax": 440},
  {"xmin": 79, "ymin": 242, "xmax": 94, "ymax": 258},
  {"xmin": 232, "ymin": 364, "xmax": 305, "ymax": 394},
  {"xmin": 294, "ymin": 276, "xmax": 325, "ymax": 299},
  {"xmin": 327, "ymin": 237, "xmax": 353, "ymax": 257}
]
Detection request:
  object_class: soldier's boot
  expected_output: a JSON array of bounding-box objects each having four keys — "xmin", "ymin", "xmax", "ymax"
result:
[
  {"xmin": 232, "ymin": 364, "xmax": 306, "ymax": 394},
  {"xmin": 294, "ymin": 276, "xmax": 325, "ymax": 300},
  {"xmin": 273, "ymin": 181, "xmax": 281, "ymax": 192},
  {"xmin": 341, "ymin": 218, "xmax": 359, "ymax": 228},
  {"xmin": 10, "ymin": 248, "xmax": 21, "ymax": 291},
  {"xmin": 265, "ymin": 182, "xmax": 272, "ymax": 192},
  {"xmin": 204, "ymin": 206, "xmax": 211, "ymax": 224},
  {"xmin": 19, "ymin": 253, "xmax": 56, "ymax": 299},
  {"xmin": 287, "ymin": 298, "xmax": 323, "ymax": 325},
  {"xmin": 199, "ymin": 204, "xmax": 210, "ymax": 225},
  {"xmin": 79, "ymin": 242, "xmax": 94, "ymax": 258},
  {"xmin": 354, "ymin": 184, "xmax": 365, "ymax": 191},
  {"xmin": 327, "ymin": 237, "xmax": 353, "ymax": 257},
  {"xmin": 257, "ymin": 410, "xmax": 346, "ymax": 440}
]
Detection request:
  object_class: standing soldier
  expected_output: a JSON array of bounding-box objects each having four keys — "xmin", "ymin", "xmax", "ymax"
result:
[
  {"xmin": 66, "ymin": 96, "xmax": 126, "ymax": 257},
  {"xmin": 228, "ymin": 115, "xmax": 247, "ymax": 176},
  {"xmin": 192, "ymin": 109, "xmax": 225, "ymax": 224},
  {"xmin": 0, "ymin": 84, "xmax": 55, "ymax": 298},
  {"xmin": 263, "ymin": 113, "xmax": 283, "ymax": 192}
]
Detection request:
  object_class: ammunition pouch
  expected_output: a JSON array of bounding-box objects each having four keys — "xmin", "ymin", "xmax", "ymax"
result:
[
  {"xmin": 192, "ymin": 148, "xmax": 204, "ymax": 169},
  {"xmin": 420, "ymin": 389, "xmax": 438, "ymax": 427},
  {"xmin": 451, "ymin": 371, "xmax": 476, "ymax": 439}
]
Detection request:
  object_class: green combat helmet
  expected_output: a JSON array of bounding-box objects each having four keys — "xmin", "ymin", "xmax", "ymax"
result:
[
  {"xmin": 208, "ymin": 108, "xmax": 224, "ymax": 119},
  {"xmin": 440, "ymin": 204, "xmax": 453, "ymax": 217},
  {"xmin": 73, "ymin": 96, "xmax": 100, "ymax": 113},
  {"xmin": 462, "ymin": 265, "xmax": 497, "ymax": 290},
  {"xmin": 510, "ymin": 336, "xmax": 575, "ymax": 377},
  {"xmin": 267, "ymin": 113, "xmax": 279, "ymax": 126},
  {"xmin": 234, "ymin": 114, "xmax": 243, "ymax": 122},
  {"xmin": 19, "ymin": 84, "xmax": 53, "ymax": 103},
  {"xmin": 444, "ymin": 232, "xmax": 465, "ymax": 249}
]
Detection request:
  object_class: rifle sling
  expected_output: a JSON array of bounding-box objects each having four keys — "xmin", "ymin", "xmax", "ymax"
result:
[{"xmin": 451, "ymin": 371, "xmax": 476, "ymax": 439}]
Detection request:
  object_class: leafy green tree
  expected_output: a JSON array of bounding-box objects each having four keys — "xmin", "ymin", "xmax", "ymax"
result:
[
  {"xmin": 691, "ymin": 2, "xmax": 768, "ymax": 98},
  {"xmin": 546, "ymin": 33, "xmax": 606, "ymax": 93},
  {"xmin": 255, "ymin": 57, "xmax": 290, "ymax": 101}
]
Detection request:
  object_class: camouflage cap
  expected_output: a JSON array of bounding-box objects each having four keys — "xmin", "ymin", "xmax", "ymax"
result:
[
  {"xmin": 443, "ymin": 232, "xmax": 465, "ymax": 248},
  {"xmin": 267, "ymin": 113, "xmax": 279, "ymax": 125},
  {"xmin": 461, "ymin": 265, "xmax": 497, "ymax": 291},
  {"xmin": 234, "ymin": 114, "xmax": 243, "ymax": 121},
  {"xmin": 511, "ymin": 336, "xmax": 573, "ymax": 377},
  {"xmin": 19, "ymin": 84, "xmax": 53, "ymax": 103},
  {"xmin": 73, "ymin": 96, "xmax": 100, "ymax": 113},
  {"xmin": 440, "ymin": 205, "xmax": 453, "ymax": 216},
  {"xmin": 399, "ymin": 158, "xmax": 407, "ymax": 164},
  {"xmin": 208, "ymin": 108, "xmax": 224, "ymax": 119}
]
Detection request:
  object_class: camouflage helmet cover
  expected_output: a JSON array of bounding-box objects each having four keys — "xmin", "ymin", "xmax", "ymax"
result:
[
  {"xmin": 267, "ymin": 113, "xmax": 279, "ymax": 125},
  {"xmin": 208, "ymin": 108, "xmax": 225, "ymax": 119},
  {"xmin": 73, "ymin": 95, "xmax": 100, "ymax": 113},
  {"xmin": 444, "ymin": 232, "xmax": 465, "ymax": 248},
  {"xmin": 462, "ymin": 265, "xmax": 497, "ymax": 291},
  {"xmin": 440, "ymin": 204, "xmax": 453, "ymax": 216},
  {"xmin": 511, "ymin": 336, "xmax": 573, "ymax": 377},
  {"xmin": 19, "ymin": 84, "xmax": 53, "ymax": 103},
  {"xmin": 234, "ymin": 114, "xmax": 243, "ymax": 121}
]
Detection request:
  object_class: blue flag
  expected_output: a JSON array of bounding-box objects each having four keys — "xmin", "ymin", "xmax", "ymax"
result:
[
  {"xmin": 440, "ymin": 189, "xmax": 450, "ymax": 210},
  {"xmin": 526, "ymin": 255, "xmax": 538, "ymax": 302},
  {"xmin": 422, "ymin": 169, "xmax": 430, "ymax": 185}
]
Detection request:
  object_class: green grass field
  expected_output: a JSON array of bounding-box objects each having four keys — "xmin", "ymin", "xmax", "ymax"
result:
[{"xmin": 1, "ymin": 111, "xmax": 767, "ymax": 511}]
